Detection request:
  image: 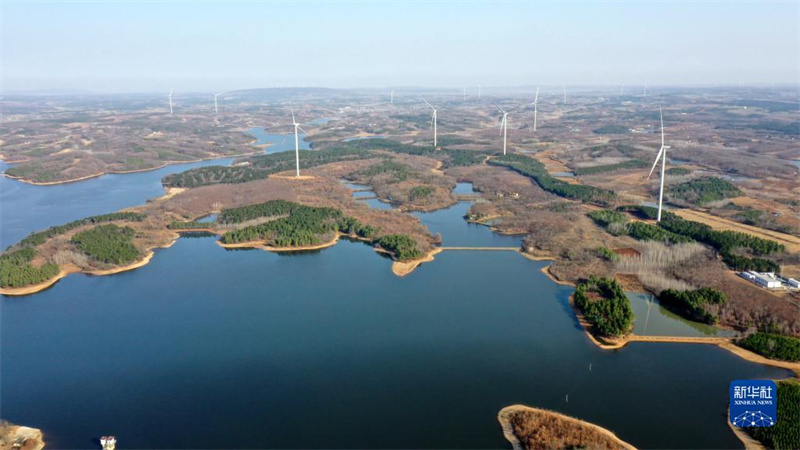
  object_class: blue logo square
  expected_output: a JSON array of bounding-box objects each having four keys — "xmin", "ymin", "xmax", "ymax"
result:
[{"xmin": 730, "ymin": 380, "xmax": 777, "ymax": 427}]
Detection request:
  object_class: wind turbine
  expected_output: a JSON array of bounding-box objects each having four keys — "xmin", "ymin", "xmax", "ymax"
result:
[
  {"xmin": 562, "ymin": 85, "xmax": 567, "ymax": 104},
  {"xmin": 498, "ymin": 107, "xmax": 509, "ymax": 155},
  {"xmin": 168, "ymin": 88, "xmax": 174, "ymax": 115},
  {"xmin": 423, "ymin": 99, "xmax": 437, "ymax": 147},
  {"xmin": 390, "ymin": 90, "xmax": 394, "ymax": 104},
  {"xmin": 213, "ymin": 92, "xmax": 223, "ymax": 114},
  {"xmin": 530, "ymin": 88, "xmax": 540, "ymax": 132},
  {"xmin": 643, "ymin": 82, "xmax": 648, "ymax": 98},
  {"xmin": 647, "ymin": 107, "xmax": 670, "ymax": 221},
  {"xmin": 291, "ymin": 108, "xmax": 307, "ymax": 178}
]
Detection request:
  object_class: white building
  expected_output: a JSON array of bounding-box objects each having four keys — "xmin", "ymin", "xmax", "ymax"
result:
[{"xmin": 742, "ymin": 271, "xmax": 783, "ymax": 289}]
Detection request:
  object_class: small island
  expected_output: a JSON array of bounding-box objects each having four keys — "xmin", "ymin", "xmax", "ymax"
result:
[{"xmin": 498, "ymin": 405, "xmax": 636, "ymax": 450}]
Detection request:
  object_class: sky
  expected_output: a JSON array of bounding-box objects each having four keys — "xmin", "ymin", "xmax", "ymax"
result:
[{"xmin": 2, "ymin": 1, "xmax": 799, "ymax": 93}]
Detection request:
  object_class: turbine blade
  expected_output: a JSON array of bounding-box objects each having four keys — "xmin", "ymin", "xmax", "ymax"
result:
[
  {"xmin": 423, "ymin": 99, "xmax": 434, "ymax": 110},
  {"xmin": 534, "ymin": 88, "xmax": 539, "ymax": 103},
  {"xmin": 648, "ymin": 146, "xmax": 665, "ymax": 178},
  {"xmin": 660, "ymin": 107, "xmax": 665, "ymax": 147},
  {"xmin": 291, "ymin": 108, "xmax": 296, "ymax": 125},
  {"xmin": 297, "ymin": 126, "xmax": 307, "ymax": 133}
]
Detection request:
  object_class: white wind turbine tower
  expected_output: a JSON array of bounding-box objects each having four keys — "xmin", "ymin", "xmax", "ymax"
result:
[
  {"xmin": 647, "ymin": 107, "xmax": 670, "ymax": 221},
  {"xmin": 498, "ymin": 107, "xmax": 509, "ymax": 155},
  {"xmin": 291, "ymin": 108, "xmax": 307, "ymax": 178},
  {"xmin": 423, "ymin": 99, "xmax": 437, "ymax": 147},
  {"xmin": 530, "ymin": 87, "xmax": 540, "ymax": 131},
  {"xmin": 168, "ymin": 88, "xmax": 174, "ymax": 114},
  {"xmin": 213, "ymin": 92, "xmax": 223, "ymax": 114}
]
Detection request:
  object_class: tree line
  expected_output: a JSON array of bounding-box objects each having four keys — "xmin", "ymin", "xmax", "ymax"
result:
[
  {"xmin": 218, "ymin": 200, "xmax": 388, "ymax": 253},
  {"xmin": 658, "ymin": 287, "xmax": 727, "ymax": 324},
  {"xmin": 15, "ymin": 212, "xmax": 144, "ymax": 249},
  {"xmin": 162, "ymin": 138, "xmax": 491, "ymax": 189},
  {"xmin": 488, "ymin": 154, "xmax": 617, "ymax": 206},
  {"xmin": 737, "ymin": 332, "xmax": 800, "ymax": 363},
  {"xmin": 163, "ymin": 147, "xmax": 372, "ymax": 188},
  {"xmin": 589, "ymin": 206, "xmax": 784, "ymax": 272},
  {"xmin": 573, "ymin": 159, "xmax": 647, "ymax": 176}
]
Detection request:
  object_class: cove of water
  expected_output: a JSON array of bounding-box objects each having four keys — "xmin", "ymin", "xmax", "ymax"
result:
[
  {"xmin": 247, "ymin": 128, "xmax": 311, "ymax": 153},
  {"xmin": 628, "ymin": 292, "xmax": 737, "ymax": 337},
  {"xmin": 1, "ymin": 172, "xmax": 791, "ymax": 450},
  {"xmin": 0, "ymin": 159, "xmax": 233, "ymax": 248}
]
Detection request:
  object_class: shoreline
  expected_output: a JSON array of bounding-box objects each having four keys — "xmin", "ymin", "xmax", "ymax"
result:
[
  {"xmin": 217, "ymin": 234, "xmax": 341, "ymax": 252},
  {"xmin": 1, "ymin": 150, "xmax": 263, "ymax": 186},
  {"xmin": 0, "ymin": 238, "xmax": 179, "ymax": 297},
  {"xmin": 390, "ymin": 247, "xmax": 442, "ymax": 277},
  {"xmin": 498, "ymin": 405, "xmax": 637, "ymax": 450},
  {"xmin": 566, "ymin": 292, "xmax": 800, "ymax": 374}
]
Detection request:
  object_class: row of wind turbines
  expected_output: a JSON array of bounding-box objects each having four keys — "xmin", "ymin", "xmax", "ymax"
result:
[
  {"xmin": 423, "ymin": 86, "xmax": 540, "ymax": 157},
  {"xmin": 421, "ymin": 94, "xmax": 672, "ymax": 221},
  {"xmin": 165, "ymin": 87, "xmax": 672, "ymax": 221}
]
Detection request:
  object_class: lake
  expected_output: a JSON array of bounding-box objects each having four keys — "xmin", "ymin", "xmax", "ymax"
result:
[
  {"xmin": 0, "ymin": 159, "xmax": 233, "ymax": 248},
  {"xmin": 248, "ymin": 128, "xmax": 311, "ymax": 153},
  {"xmin": 1, "ymin": 169, "xmax": 791, "ymax": 449}
]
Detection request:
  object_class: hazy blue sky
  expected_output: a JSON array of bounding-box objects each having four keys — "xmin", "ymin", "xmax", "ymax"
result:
[{"xmin": 3, "ymin": 1, "xmax": 798, "ymax": 93}]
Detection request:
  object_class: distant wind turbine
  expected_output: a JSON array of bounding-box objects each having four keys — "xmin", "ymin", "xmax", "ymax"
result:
[
  {"xmin": 423, "ymin": 99, "xmax": 437, "ymax": 147},
  {"xmin": 643, "ymin": 82, "xmax": 648, "ymax": 98},
  {"xmin": 498, "ymin": 106, "xmax": 509, "ymax": 155},
  {"xmin": 213, "ymin": 92, "xmax": 223, "ymax": 114},
  {"xmin": 168, "ymin": 88, "xmax": 174, "ymax": 115},
  {"xmin": 562, "ymin": 85, "xmax": 567, "ymax": 104},
  {"xmin": 647, "ymin": 107, "xmax": 670, "ymax": 221},
  {"xmin": 530, "ymin": 88, "xmax": 540, "ymax": 132},
  {"xmin": 391, "ymin": 90, "xmax": 395, "ymax": 104},
  {"xmin": 291, "ymin": 108, "xmax": 307, "ymax": 178}
]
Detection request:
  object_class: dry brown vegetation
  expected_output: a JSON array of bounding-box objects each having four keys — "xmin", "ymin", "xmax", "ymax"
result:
[
  {"xmin": 0, "ymin": 422, "xmax": 45, "ymax": 450},
  {"xmin": 498, "ymin": 405, "xmax": 635, "ymax": 450},
  {"xmin": 615, "ymin": 241, "xmax": 707, "ymax": 293}
]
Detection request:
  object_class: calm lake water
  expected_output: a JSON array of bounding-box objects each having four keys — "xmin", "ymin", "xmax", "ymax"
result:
[
  {"xmin": 628, "ymin": 292, "xmax": 737, "ymax": 337},
  {"xmin": 1, "ymin": 169, "xmax": 792, "ymax": 449},
  {"xmin": 0, "ymin": 159, "xmax": 233, "ymax": 248},
  {"xmin": 248, "ymin": 127, "xmax": 311, "ymax": 153}
]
